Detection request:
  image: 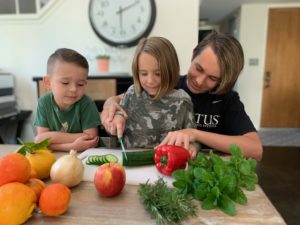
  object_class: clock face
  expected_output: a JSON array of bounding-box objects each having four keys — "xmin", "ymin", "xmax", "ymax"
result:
[{"xmin": 89, "ymin": 0, "xmax": 156, "ymax": 48}]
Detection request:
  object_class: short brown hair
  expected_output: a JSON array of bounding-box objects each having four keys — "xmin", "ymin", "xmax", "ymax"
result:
[
  {"xmin": 47, "ymin": 48, "xmax": 89, "ymax": 74},
  {"xmin": 193, "ymin": 31, "xmax": 244, "ymax": 94},
  {"xmin": 131, "ymin": 37, "xmax": 180, "ymax": 100}
]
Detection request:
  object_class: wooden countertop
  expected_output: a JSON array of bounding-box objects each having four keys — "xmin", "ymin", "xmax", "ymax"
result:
[{"xmin": 0, "ymin": 145, "xmax": 287, "ymax": 225}]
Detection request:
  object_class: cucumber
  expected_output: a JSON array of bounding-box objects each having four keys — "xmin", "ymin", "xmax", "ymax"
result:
[
  {"xmin": 86, "ymin": 154, "xmax": 118, "ymax": 165},
  {"xmin": 105, "ymin": 154, "xmax": 118, "ymax": 163},
  {"xmin": 122, "ymin": 149, "xmax": 155, "ymax": 167},
  {"xmin": 86, "ymin": 155, "xmax": 100, "ymax": 165}
]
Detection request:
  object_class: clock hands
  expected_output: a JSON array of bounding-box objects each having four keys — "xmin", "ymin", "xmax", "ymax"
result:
[
  {"xmin": 118, "ymin": 6, "xmax": 123, "ymax": 30},
  {"xmin": 116, "ymin": 1, "xmax": 139, "ymax": 34},
  {"xmin": 116, "ymin": 0, "xmax": 139, "ymax": 15}
]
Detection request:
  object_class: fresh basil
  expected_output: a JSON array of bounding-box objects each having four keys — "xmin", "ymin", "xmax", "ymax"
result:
[{"xmin": 173, "ymin": 144, "xmax": 258, "ymax": 216}]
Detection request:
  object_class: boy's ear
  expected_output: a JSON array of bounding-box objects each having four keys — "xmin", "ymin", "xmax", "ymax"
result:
[{"xmin": 43, "ymin": 75, "xmax": 51, "ymax": 91}]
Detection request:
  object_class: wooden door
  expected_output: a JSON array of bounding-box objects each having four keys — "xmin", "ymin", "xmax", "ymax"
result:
[{"xmin": 260, "ymin": 8, "xmax": 300, "ymax": 128}]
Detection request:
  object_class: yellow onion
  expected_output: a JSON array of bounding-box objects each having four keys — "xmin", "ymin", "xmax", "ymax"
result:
[{"xmin": 50, "ymin": 150, "xmax": 84, "ymax": 187}]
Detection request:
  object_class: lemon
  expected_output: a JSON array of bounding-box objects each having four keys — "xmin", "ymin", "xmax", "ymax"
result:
[{"xmin": 27, "ymin": 149, "xmax": 56, "ymax": 180}]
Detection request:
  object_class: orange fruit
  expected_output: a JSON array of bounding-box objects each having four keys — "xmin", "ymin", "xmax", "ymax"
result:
[
  {"xmin": 25, "ymin": 178, "xmax": 46, "ymax": 201},
  {"xmin": 30, "ymin": 167, "xmax": 38, "ymax": 178},
  {"xmin": 0, "ymin": 182, "xmax": 37, "ymax": 225},
  {"xmin": 0, "ymin": 153, "xmax": 31, "ymax": 186},
  {"xmin": 27, "ymin": 149, "xmax": 56, "ymax": 179},
  {"xmin": 39, "ymin": 183, "xmax": 71, "ymax": 216}
]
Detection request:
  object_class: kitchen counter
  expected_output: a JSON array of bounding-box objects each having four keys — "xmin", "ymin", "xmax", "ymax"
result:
[{"xmin": 0, "ymin": 145, "xmax": 286, "ymax": 225}]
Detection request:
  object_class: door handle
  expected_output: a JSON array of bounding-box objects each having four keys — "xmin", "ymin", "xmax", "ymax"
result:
[{"xmin": 264, "ymin": 71, "xmax": 271, "ymax": 88}]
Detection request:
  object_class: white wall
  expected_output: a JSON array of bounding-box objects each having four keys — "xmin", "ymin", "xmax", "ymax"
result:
[
  {"xmin": 0, "ymin": 0, "xmax": 199, "ymax": 141},
  {"xmin": 237, "ymin": 2, "xmax": 300, "ymax": 129},
  {"xmin": 238, "ymin": 4, "xmax": 268, "ymax": 129}
]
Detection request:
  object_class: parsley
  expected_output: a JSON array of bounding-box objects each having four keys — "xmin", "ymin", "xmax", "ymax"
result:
[
  {"xmin": 138, "ymin": 178, "xmax": 197, "ymax": 225},
  {"xmin": 173, "ymin": 144, "xmax": 258, "ymax": 216}
]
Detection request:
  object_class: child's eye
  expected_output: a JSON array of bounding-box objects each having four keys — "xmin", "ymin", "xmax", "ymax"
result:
[
  {"xmin": 77, "ymin": 83, "xmax": 85, "ymax": 87},
  {"xmin": 139, "ymin": 72, "xmax": 148, "ymax": 76},
  {"xmin": 155, "ymin": 72, "xmax": 161, "ymax": 77},
  {"xmin": 61, "ymin": 82, "xmax": 69, "ymax": 85}
]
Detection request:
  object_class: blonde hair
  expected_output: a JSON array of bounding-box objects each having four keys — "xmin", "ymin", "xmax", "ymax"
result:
[
  {"xmin": 193, "ymin": 31, "xmax": 244, "ymax": 94},
  {"xmin": 131, "ymin": 37, "xmax": 180, "ymax": 100}
]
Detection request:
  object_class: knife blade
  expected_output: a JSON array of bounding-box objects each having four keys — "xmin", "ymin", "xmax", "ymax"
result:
[{"xmin": 118, "ymin": 137, "xmax": 128, "ymax": 160}]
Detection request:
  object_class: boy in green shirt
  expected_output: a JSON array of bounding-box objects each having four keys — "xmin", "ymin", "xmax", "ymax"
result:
[{"xmin": 34, "ymin": 48, "xmax": 102, "ymax": 152}]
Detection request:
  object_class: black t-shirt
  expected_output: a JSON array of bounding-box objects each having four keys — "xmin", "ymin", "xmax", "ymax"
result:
[{"xmin": 177, "ymin": 75, "xmax": 256, "ymax": 135}]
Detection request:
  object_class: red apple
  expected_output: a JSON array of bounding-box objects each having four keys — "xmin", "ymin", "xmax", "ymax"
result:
[{"xmin": 94, "ymin": 162, "xmax": 126, "ymax": 197}]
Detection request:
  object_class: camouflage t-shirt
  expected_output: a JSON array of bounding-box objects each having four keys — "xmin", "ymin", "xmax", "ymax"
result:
[{"xmin": 120, "ymin": 85, "xmax": 195, "ymax": 148}]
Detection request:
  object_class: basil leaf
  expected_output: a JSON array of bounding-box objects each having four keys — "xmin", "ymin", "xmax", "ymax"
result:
[
  {"xmin": 239, "ymin": 160, "xmax": 251, "ymax": 175},
  {"xmin": 193, "ymin": 182, "xmax": 208, "ymax": 201},
  {"xmin": 202, "ymin": 193, "xmax": 217, "ymax": 210},
  {"xmin": 218, "ymin": 194, "xmax": 236, "ymax": 216},
  {"xmin": 229, "ymin": 187, "xmax": 247, "ymax": 205}
]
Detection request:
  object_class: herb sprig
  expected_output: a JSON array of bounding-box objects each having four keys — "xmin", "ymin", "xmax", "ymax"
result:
[
  {"xmin": 138, "ymin": 178, "xmax": 197, "ymax": 225},
  {"xmin": 16, "ymin": 138, "xmax": 50, "ymax": 155},
  {"xmin": 173, "ymin": 144, "xmax": 258, "ymax": 216}
]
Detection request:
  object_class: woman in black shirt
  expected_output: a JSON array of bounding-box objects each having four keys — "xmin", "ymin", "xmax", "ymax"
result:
[{"xmin": 101, "ymin": 31, "xmax": 263, "ymax": 160}]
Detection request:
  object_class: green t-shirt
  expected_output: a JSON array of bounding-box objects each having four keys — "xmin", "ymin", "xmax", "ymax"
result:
[{"xmin": 34, "ymin": 92, "xmax": 101, "ymax": 133}]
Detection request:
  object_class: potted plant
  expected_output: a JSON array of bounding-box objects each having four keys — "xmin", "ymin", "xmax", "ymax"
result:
[{"xmin": 96, "ymin": 54, "xmax": 110, "ymax": 72}]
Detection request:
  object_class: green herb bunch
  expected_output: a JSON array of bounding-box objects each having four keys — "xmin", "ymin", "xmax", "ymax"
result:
[
  {"xmin": 138, "ymin": 178, "xmax": 197, "ymax": 225},
  {"xmin": 172, "ymin": 144, "xmax": 258, "ymax": 216}
]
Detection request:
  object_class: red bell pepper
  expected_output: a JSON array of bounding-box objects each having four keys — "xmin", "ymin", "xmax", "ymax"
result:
[{"xmin": 154, "ymin": 145, "xmax": 190, "ymax": 176}]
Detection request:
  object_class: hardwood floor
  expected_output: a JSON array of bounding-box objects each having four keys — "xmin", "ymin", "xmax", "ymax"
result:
[{"xmin": 257, "ymin": 146, "xmax": 300, "ymax": 225}]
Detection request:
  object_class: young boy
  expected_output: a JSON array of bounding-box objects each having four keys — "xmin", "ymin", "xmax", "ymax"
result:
[{"xmin": 34, "ymin": 48, "xmax": 101, "ymax": 152}]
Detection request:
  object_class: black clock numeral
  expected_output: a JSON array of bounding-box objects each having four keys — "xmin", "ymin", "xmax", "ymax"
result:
[
  {"xmin": 97, "ymin": 10, "xmax": 104, "ymax": 17},
  {"xmin": 140, "ymin": 5, "xmax": 145, "ymax": 12},
  {"xmin": 131, "ymin": 24, "xmax": 136, "ymax": 32},
  {"xmin": 111, "ymin": 27, "xmax": 116, "ymax": 35},
  {"xmin": 120, "ymin": 29, "xmax": 126, "ymax": 36},
  {"xmin": 137, "ymin": 17, "xmax": 142, "ymax": 24},
  {"xmin": 100, "ymin": 0, "xmax": 109, "ymax": 8},
  {"xmin": 102, "ymin": 20, "xmax": 108, "ymax": 28}
]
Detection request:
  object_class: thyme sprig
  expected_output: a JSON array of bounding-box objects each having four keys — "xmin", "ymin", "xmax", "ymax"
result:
[{"xmin": 138, "ymin": 178, "xmax": 197, "ymax": 225}]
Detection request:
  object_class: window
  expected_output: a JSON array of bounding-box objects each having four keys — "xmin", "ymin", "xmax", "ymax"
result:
[
  {"xmin": 0, "ymin": 0, "xmax": 50, "ymax": 15},
  {"xmin": 0, "ymin": 0, "xmax": 16, "ymax": 14}
]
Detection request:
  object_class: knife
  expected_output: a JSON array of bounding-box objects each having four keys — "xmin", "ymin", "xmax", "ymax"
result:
[
  {"xmin": 118, "ymin": 137, "xmax": 128, "ymax": 160},
  {"xmin": 117, "ymin": 131, "xmax": 128, "ymax": 160}
]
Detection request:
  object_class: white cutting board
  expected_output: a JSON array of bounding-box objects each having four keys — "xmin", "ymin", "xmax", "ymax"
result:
[{"xmin": 78, "ymin": 148, "xmax": 174, "ymax": 186}]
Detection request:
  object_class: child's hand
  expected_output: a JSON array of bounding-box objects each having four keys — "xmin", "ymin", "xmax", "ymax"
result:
[
  {"xmin": 188, "ymin": 143, "xmax": 198, "ymax": 159},
  {"xmin": 72, "ymin": 135, "xmax": 99, "ymax": 151},
  {"xmin": 158, "ymin": 129, "xmax": 195, "ymax": 151}
]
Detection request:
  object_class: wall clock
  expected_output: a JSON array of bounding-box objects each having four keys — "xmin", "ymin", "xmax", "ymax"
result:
[{"xmin": 89, "ymin": 0, "xmax": 156, "ymax": 48}]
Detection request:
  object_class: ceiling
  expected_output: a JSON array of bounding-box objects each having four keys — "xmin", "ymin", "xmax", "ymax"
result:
[{"xmin": 200, "ymin": 0, "xmax": 300, "ymax": 24}]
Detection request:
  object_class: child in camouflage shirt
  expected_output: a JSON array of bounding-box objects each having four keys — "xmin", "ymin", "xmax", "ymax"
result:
[{"xmin": 113, "ymin": 37, "xmax": 197, "ymax": 157}]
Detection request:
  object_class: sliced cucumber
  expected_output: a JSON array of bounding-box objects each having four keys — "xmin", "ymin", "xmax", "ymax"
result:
[
  {"xmin": 105, "ymin": 154, "xmax": 118, "ymax": 163},
  {"xmin": 86, "ymin": 154, "xmax": 118, "ymax": 165}
]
